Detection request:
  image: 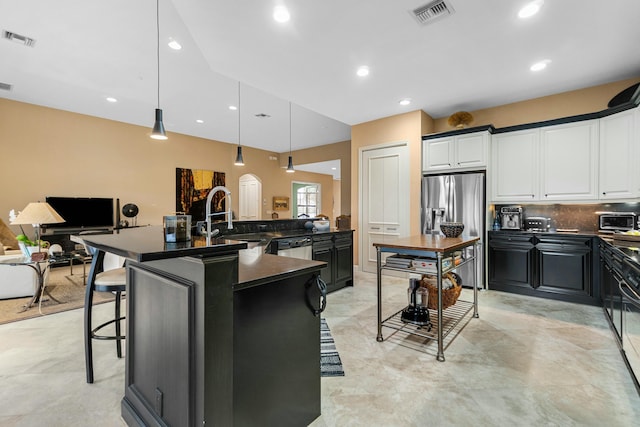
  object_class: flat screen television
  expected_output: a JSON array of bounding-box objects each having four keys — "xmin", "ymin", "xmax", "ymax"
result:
[{"xmin": 44, "ymin": 197, "xmax": 114, "ymax": 230}]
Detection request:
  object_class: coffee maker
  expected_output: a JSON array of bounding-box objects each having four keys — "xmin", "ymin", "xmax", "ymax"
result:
[
  {"xmin": 500, "ymin": 206, "xmax": 523, "ymax": 230},
  {"xmin": 401, "ymin": 278, "xmax": 431, "ymax": 327}
]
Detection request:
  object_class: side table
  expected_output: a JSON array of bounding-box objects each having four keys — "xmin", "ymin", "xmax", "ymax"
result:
[{"xmin": 0, "ymin": 256, "xmax": 61, "ymax": 313}]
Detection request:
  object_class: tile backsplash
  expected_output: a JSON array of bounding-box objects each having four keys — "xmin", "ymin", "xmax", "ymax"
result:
[{"xmin": 493, "ymin": 202, "xmax": 640, "ymax": 232}]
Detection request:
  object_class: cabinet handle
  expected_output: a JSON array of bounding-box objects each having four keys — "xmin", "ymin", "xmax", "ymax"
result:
[
  {"xmin": 602, "ymin": 192, "xmax": 606, "ymax": 195},
  {"xmin": 531, "ymin": 194, "xmax": 535, "ymax": 198},
  {"xmin": 371, "ymin": 227, "xmax": 380, "ymax": 230},
  {"xmin": 387, "ymin": 227, "xmax": 397, "ymax": 231}
]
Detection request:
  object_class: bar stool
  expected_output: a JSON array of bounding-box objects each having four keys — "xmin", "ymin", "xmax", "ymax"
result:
[{"xmin": 83, "ymin": 249, "xmax": 126, "ymax": 384}]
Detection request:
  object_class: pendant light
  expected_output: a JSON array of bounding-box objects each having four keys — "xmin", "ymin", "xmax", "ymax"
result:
[
  {"xmin": 234, "ymin": 82, "xmax": 245, "ymax": 166},
  {"xmin": 286, "ymin": 102, "xmax": 295, "ymax": 173},
  {"xmin": 150, "ymin": 0, "xmax": 167, "ymax": 140}
]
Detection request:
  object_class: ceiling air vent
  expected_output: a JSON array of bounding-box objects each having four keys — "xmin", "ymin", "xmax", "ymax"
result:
[
  {"xmin": 411, "ymin": 0, "xmax": 455, "ymax": 26},
  {"xmin": 2, "ymin": 30, "xmax": 36, "ymax": 47},
  {"xmin": 0, "ymin": 82, "xmax": 12, "ymax": 91}
]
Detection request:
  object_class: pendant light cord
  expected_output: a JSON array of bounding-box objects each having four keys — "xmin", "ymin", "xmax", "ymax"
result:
[
  {"xmin": 238, "ymin": 82, "xmax": 241, "ymax": 146},
  {"xmin": 156, "ymin": 0, "xmax": 160, "ymax": 109},
  {"xmin": 289, "ymin": 102, "xmax": 292, "ymax": 155}
]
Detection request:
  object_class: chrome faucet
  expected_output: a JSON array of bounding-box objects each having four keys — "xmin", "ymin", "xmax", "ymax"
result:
[{"xmin": 205, "ymin": 185, "xmax": 233, "ymax": 242}]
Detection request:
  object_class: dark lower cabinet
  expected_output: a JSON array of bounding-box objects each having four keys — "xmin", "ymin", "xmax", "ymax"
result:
[
  {"xmin": 312, "ymin": 231, "xmax": 353, "ymax": 293},
  {"xmin": 488, "ymin": 233, "xmax": 535, "ymax": 289},
  {"xmin": 488, "ymin": 232, "xmax": 597, "ymax": 305}
]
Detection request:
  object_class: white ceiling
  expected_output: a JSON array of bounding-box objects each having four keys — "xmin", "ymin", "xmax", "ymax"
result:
[{"xmin": 2, "ymin": 0, "xmax": 640, "ymax": 175}]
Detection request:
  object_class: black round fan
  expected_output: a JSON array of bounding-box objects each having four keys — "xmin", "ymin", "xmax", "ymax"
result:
[{"xmin": 122, "ymin": 203, "xmax": 139, "ymax": 218}]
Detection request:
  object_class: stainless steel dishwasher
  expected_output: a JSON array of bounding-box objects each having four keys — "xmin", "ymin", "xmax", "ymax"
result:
[{"xmin": 275, "ymin": 236, "xmax": 313, "ymax": 260}]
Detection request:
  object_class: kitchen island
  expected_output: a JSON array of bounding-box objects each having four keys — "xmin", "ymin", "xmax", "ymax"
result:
[
  {"xmin": 374, "ymin": 234, "xmax": 480, "ymax": 361},
  {"xmin": 80, "ymin": 226, "xmax": 326, "ymax": 427}
]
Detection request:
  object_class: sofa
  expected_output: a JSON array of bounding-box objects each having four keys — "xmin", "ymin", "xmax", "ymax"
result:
[{"xmin": 0, "ymin": 249, "xmax": 40, "ymax": 300}]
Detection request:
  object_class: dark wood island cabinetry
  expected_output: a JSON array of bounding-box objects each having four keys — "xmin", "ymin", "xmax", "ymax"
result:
[{"xmin": 80, "ymin": 227, "xmax": 326, "ymax": 427}]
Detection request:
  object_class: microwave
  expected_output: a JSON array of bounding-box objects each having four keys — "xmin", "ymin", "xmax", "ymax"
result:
[{"xmin": 599, "ymin": 212, "xmax": 637, "ymax": 232}]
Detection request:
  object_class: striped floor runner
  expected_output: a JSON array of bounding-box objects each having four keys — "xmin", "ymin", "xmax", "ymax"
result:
[{"xmin": 321, "ymin": 318, "xmax": 345, "ymax": 377}]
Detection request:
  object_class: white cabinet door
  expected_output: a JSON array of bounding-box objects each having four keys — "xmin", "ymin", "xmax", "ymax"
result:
[
  {"xmin": 456, "ymin": 132, "xmax": 488, "ymax": 169},
  {"xmin": 361, "ymin": 144, "xmax": 409, "ymax": 273},
  {"xmin": 540, "ymin": 120, "xmax": 598, "ymax": 201},
  {"xmin": 491, "ymin": 129, "xmax": 539, "ymax": 202},
  {"xmin": 423, "ymin": 131, "xmax": 488, "ymax": 172},
  {"xmin": 422, "ymin": 137, "xmax": 454, "ymax": 171},
  {"xmin": 599, "ymin": 109, "xmax": 637, "ymax": 199}
]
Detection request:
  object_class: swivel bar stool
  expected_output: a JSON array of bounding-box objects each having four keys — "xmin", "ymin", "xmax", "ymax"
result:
[{"xmin": 83, "ymin": 248, "xmax": 126, "ymax": 384}]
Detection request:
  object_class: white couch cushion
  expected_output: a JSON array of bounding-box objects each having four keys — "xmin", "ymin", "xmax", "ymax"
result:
[{"xmin": 0, "ymin": 255, "xmax": 39, "ymax": 299}]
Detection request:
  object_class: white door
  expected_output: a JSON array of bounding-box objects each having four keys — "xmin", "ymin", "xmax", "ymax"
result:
[
  {"xmin": 361, "ymin": 143, "xmax": 410, "ymax": 273},
  {"xmin": 239, "ymin": 174, "xmax": 261, "ymax": 220}
]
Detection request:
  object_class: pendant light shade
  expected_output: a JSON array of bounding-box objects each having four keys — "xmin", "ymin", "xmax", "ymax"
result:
[
  {"xmin": 234, "ymin": 146, "xmax": 245, "ymax": 166},
  {"xmin": 151, "ymin": 108, "xmax": 167, "ymax": 140},
  {"xmin": 234, "ymin": 82, "xmax": 245, "ymax": 165},
  {"xmin": 150, "ymin": 0, "xmax": 167, "ymax": 140},
  {"xmin": 286, "ymin": 102, "xmax": 295, "ymax": 173}
]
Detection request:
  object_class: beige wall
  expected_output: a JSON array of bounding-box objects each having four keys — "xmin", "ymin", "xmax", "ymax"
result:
[
  {"xmin": 350, "ymin": 110, "xmax": 434, "ymax": 262},
  {"xmin": 433, "ymin": 77, "xmax": 640, "ymax": 132},
  {"xmin": 0, "ymin": 98, "xmax": 334, "ymax": 240},
  {"xmin": 350, "ymin": 76, "xmax": 639, "ymax": 264},
  {"xmin": 280, "ymin": 140, "xmax": 351, "ymax": 216}
]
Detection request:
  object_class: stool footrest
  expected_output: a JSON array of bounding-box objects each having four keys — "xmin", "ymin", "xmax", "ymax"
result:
[{"xmin": 91, "ymin": 316, "xmax": 126, "ymax": 341}]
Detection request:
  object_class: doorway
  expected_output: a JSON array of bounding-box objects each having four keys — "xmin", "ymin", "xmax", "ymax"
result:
[
  {"xmin": 239, "ymin": 174, "xmax": 262, "ymax": 220},
  {"xmin": 359, "ymin": 142, "xmax": 410, "ymax": 273}
]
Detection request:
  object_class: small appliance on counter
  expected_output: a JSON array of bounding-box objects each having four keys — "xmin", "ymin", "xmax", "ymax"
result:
[
  {"xmin": 163, "ymin": 215, "xmax": 192, "ymax": 242},
  {"xmin": 598, "ymin": 212, "xmax": 638, "ymax": 233},
  {"xmin": 401, "ymin": 278, "xmax": 431, "ymax": 327},
  {"xmin": 524, "ymin": 216, "xmax": 551, "ymax": 232},
  {"xmin": 500, "ymin": 206, "xmax": 523, "ymax": 230}
]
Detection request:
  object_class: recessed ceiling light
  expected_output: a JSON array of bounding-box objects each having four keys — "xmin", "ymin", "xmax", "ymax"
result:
[
  {"xmin": 399, "ymin": 98, "xmax": 411, "ymax": 106},
  {"xmin": 273, "ymin": 5, "xmax": 290, "ymax": 23},
  {"xmin": 196, "ymin": 119, "xmax": 204, "ymax": 124},
  {"xmin": 356, "ymin": 66, "xmax": 370, "ymax": 77},
  {"xmin": 168, "ymin": 38, "xmax": 182, "ymax": 50},
  {"xmin": 229, "ymin": 105, "xmax": 238, "ymax": 111},
  {"xmin": 106, "ymin": 97, "xmax": 117, "ymax": 103},
  {"xmin": 518, "ymin": 0, "xmax": 544, "ymax": 19},
  {"xmin": 530, "ymin": 59, "xmax": 551, "ymax": 71}
]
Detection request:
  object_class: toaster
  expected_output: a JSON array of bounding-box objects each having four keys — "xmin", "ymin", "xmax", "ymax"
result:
[{"xmin": 524, "ymin": 217, "xmax": 551, "ymax": 232}]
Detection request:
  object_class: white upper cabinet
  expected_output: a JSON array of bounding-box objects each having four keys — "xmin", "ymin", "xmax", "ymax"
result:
[
  {"xmin": 599, "ymin": 109, "xmax": 637, "ymax": 199},
  {"xmin": 422, "ymin": 130, "xmax": 488, "ymax": 172},
  {"xmin": 491, "ymin": 129, "xmax": 539, "ymax": 202},
  {"xmin": 539, "ymin": 120, "xmax": 599, "ymax": 201}
]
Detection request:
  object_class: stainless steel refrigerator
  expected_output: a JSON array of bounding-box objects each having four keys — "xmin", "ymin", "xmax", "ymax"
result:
[{"xmin": 421, "ymin": 172, "xmax": 485, "ymax": 289}]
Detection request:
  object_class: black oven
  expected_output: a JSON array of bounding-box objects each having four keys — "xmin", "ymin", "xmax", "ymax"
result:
[{"xmin": 621, "ymin": 257, "xmax": 640, "ymax": 395}]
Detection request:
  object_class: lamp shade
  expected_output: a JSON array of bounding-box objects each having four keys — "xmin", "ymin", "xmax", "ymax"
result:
[
  {"xmin": 151, "ymin": 108, "xmax": 168, "ymax": 140},
  {"xmin": 234, "ymin": 146, "xmax": 245, "ymax": 166},
  {"xmin": 286, "ymin": 155, "xmax": 295, "ymax": 173},
  {"xmin": 11, "ymin": 202, "xmax": 65, "ymax": 225}
]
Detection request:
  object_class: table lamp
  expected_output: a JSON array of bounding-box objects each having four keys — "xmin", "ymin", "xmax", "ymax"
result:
[{"xmin": 11, "ymin": 202, "xmax": 65, "ymax": 258}]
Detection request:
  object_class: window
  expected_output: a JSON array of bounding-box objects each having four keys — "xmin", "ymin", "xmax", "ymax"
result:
[{"xmin": 293, "ymin": 183, "xmax": 320, "ymax": 218}]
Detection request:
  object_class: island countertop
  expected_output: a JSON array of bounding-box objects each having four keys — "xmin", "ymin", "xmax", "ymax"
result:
[
  {"xmin": 373, "ymin": 234, "xmax": 480, "ymax": 253},
  {"xmin": 77, "ymin": 226, "xmax": 248, "ymax": 262}
]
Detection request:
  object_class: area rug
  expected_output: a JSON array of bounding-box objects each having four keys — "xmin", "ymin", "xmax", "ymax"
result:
[
  {"xmin": 0, "ymin": 265, "xmax": 115, "ymax": 325},
  {"xmin": 321, "ymin": 318, "xmax": 345, "ymax": 377}
]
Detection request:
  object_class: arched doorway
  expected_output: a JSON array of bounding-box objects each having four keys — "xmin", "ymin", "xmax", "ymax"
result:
[{"xmin": 239, "ymin": 174, "xmax": 262, "ymax": 220}]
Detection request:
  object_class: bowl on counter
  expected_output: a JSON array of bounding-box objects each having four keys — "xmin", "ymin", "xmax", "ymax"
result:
[
  {"xmin": 313, "ymin": 220, "xmax": 330, "ymax": 232},
  {"xmin": 440, "ymin": 222, "xmax": 464, "ymax": 238}
]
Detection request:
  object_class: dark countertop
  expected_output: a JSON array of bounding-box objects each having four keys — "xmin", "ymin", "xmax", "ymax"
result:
[
  {"xmin": 77, "ymin": 226, "xmax": 248, "ymax": 262},
  {"xmin": 236, "ymin": 251, "xmax": 325, "ymax": 290}
]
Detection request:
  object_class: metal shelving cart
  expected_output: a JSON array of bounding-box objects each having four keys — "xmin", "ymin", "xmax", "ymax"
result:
[{"xmin": 374, "ymin": 235, "xmax": 480, "ymax": 361}]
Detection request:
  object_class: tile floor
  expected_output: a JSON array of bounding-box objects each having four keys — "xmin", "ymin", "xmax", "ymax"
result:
[{"xmin": 0, "ymin": 269, "xmax": 639, "ymax": 426}]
